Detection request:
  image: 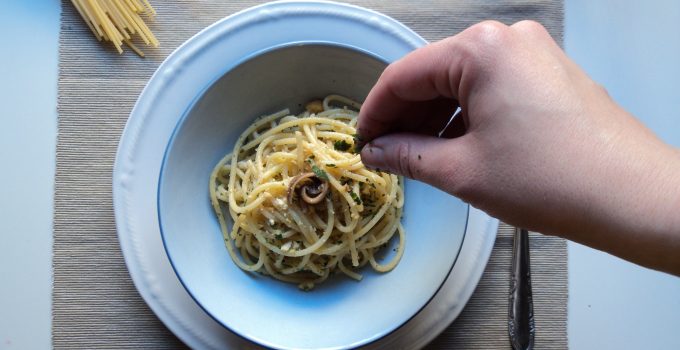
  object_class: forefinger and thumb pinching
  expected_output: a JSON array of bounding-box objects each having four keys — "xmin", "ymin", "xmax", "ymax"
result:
[{"xmin": 360, "ymin": 132, "xmax": 474, "ymax": 196}]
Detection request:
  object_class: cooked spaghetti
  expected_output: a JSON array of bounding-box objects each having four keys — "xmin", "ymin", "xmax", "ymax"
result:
[
  {"xmin": 209, "ymin": 95, "xmax": 405, "ymax": 290},
  {"xmin": 71, "ymin": 0, "xmax": 158, "ymax": 56}
]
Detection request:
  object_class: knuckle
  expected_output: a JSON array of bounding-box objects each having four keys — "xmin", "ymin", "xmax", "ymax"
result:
[
  {"xmin": 394, "ymin": 141, "xmax": 416, "ymax": 179},
  {"xmin": 458, "ymin": 21, "xmax": 511, "ymax": 69},
  {"xmin": 380, "ymin": 62, "xmax": 399, "ymax": 82},
  {"xmin": 379, "ymin": 60, "xmax": 412, "ymax": 100},
  {"xmin": 467, "ymin": 20, "xmax": 510, "ymax": 50},
  {"xmin": 512, "ymin": 20, "xmax": 547, "ymax": 35},
  {"xmin": 474, "ymin": 20, "xmax": 507, "ymax": 33}
]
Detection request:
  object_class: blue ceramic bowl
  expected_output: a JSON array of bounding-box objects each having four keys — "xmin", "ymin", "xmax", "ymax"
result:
[{"xmin": 157, "ymin": 2, "xmax": 468, "ymax": 349}]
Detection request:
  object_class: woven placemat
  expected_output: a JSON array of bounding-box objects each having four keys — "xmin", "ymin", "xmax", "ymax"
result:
[{"xmin": 54, "ymin": 1, "xmax": 566, "ymax": 349}]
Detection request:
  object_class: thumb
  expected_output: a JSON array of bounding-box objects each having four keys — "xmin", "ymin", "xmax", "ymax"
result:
[{"xmin": 360, "ymin": 133, "xmax": 473, "ymax": 193}]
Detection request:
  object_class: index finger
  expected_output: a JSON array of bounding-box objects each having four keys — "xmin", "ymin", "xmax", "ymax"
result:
[{"xmin": 357, "ymin": 35, "xmax": 467, "ymax": 142}]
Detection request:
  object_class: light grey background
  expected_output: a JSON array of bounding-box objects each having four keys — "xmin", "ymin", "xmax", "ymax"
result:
[
  {"xmin": 1, "ymin": 0, "xmax": 678, "ymax": 349},
  {"xmin": 565, "ymin": 1, "xmax": 680, "ymax": 349}
]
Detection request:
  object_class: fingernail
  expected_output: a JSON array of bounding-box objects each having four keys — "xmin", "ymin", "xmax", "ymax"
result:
[{"xmin": 361, "ymin": 142, "xmax": 389, "ymax": 173}]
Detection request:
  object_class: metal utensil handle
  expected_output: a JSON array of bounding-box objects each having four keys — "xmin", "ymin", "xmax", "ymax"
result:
[{"xmin": 509, "ymin": 228, "xmax": 535, "ymax": 350}]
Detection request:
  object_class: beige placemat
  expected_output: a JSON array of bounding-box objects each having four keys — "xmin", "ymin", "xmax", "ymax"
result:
[{"xmin": 54, "ymin": 1, "xmax": 566, "ymax": 348}]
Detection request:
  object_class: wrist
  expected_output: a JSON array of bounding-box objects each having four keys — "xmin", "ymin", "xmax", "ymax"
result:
[
  {"xmin": 592, "ymin": 132, "xmax": 680, "ymax": 274},
  {"xmin": 646, "ymin": 147, "xmax": 680, "ymax": 236},
  {"xmin": 552, "ymin": 104, "xmax": 680, "ymax": 275}
]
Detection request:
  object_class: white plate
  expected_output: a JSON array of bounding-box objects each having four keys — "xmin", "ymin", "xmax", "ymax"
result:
[{"xmin": 113, "ymin": 1, "xmax": 498, "ymax": 349}]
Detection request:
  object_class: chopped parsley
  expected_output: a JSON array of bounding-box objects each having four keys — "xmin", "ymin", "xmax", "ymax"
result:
[
  {"xmin": 326, "ymin": 163, "xmax": 336, "ymax": 168},
  {"xmin": 306, "ymin": 156, "xmax": 329, "ymax": 180},
  {"xmin": 333, "ymin": 140, "xmax": 352, "ymax": 152},
  {"xmin": 311, "ymin": 165, "xmax": 329, "ymax": 180},
  {"xmin": 349, "ymin": 191, "xmax": 362, "ymax": 205}
]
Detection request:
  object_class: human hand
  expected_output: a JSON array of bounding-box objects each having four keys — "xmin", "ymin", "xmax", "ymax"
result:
[{"xmin": 358, "ymin": 21, "xmax": 680, "ymax": 274}]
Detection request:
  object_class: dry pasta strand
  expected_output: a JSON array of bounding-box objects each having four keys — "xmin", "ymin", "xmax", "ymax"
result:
[{"xmin": 71, "ymin": 0, "xmax": 158, "ymax": 56}]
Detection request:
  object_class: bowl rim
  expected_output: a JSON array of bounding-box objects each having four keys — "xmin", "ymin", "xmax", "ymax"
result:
[{"xmin": 157, "ymin": 40, "xmax": 469, "ymax": 349}]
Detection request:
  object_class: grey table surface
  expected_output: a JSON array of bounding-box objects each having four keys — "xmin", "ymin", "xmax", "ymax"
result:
[{"xmin": 1, "ymin": 0, "xmax": 679, "ymax": 349}]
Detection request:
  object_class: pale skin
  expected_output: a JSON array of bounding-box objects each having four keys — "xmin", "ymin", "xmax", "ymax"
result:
[{"xmin": 357, "ymin": 20, "xmax": 680, "ymax": 276}]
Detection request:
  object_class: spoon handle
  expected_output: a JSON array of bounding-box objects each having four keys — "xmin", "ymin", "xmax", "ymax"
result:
[{"xmin": 509, "ymin": 228, "xmax": 535, "ymax": 350}]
